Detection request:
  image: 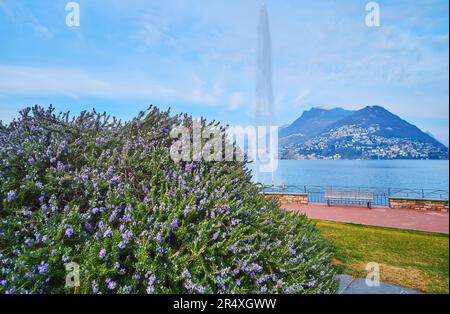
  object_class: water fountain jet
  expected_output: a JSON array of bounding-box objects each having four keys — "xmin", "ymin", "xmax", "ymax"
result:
[{"xmin": 255, "ymin": 4, "xmax": 281, "ymax": 188}]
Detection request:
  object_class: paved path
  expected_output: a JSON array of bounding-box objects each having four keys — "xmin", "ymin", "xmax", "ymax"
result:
[
  {"xmin": 282, "ymin": 203, "xmax": 449, "ymax": 234},
  {"xmin": 336, "ymin": 275, "xmax": 422, "ymax": 294}
]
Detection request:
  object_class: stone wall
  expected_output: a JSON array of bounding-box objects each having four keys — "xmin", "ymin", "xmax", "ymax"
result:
[
  {"xmin": 389, "ymin": 197, "xmax": 449, "ymax": 212},
  {"xmin": 263, "ymin": 192, "xmax": 308, "ymax": 205}
]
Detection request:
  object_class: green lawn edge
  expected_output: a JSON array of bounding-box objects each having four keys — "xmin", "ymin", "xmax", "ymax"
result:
[{"xmin": 313, "ymin": 220, "xmax": 449, "ymax": 294}]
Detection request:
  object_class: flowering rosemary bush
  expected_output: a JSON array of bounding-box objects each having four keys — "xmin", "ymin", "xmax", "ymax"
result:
[{"xmin": 0, "ymin": 106, "xmax": 337, "ymax": 294}]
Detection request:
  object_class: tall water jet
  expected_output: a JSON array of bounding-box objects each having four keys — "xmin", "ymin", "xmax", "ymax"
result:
[
  {"xmin": 255, "ymin": 4, "xmax": 277, "ymax": 185},
  {"xmin": 256, "ymin": 4, "xmax": 273, "ymax": 128}
]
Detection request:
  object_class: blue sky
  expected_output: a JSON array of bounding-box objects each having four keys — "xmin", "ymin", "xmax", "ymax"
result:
[{"xmin": 0, "ymin": 0, "xmax": 449, "ymax": 144}]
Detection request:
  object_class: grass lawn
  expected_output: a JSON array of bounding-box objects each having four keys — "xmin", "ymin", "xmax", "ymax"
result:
[{"xmin": 315, "ymin": 220, "xmax": 449, "ymax": 294}]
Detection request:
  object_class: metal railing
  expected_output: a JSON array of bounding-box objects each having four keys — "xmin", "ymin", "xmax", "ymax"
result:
[{"xmin": 260, "ymin": 184, "xmax": 449, "ymax": 206}]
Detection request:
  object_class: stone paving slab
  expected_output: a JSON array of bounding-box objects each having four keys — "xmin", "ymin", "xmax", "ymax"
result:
[
  {"xmin": 337, "ymin": 275, "xmax": 422, "ymax": 294},
  {"xmin": 336, "ymin": 275, "xmax": 353, "ymax": 294}
]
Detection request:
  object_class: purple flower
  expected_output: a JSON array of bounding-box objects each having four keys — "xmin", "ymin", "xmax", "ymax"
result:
[
  {"xmin": 107, "ymin": 280, "xmax": 116, "ymax": 290},
  {"xmin": 181, "ymin": 269, "xmax": 191, "ymax": 279},
  {"xmin": 6, "ymin": 190, "xmax": 16, "ymax": 202},
  {"xmin": 118, "ymin": 241, "xmax": 126, "ymax": 249},
  {"xmin": 24, "ymin": 238, "xmax": 33, "ymax": 246},
  {"xmin": 59, "ymin": 140, "xmax": 68, "ymax": 149},
  {"xmin": 57, "ymin": 162, "xmax": 65, "ymax": 172},
  {"xmin": 104, "ymin": 227, "xmax": 112, "ymax": 238},
  {"xmin": 195, "ymin": 175, "xmax": 200, "ymax": 183},
  {"xmin": 148, "ymin": 274, "xmax": 156, "ymax": 285},
  {"xmin": 92, "ymin": 207, "xmax": 99, "ymax": 214},
  {"xmin": 0, "ymin": 280, "xmax": 7, "ymax": 286},
  {"xmin": 50, "ymin": 157, "xmax": 57, "ymax": 164},
  {"xmin": 217, "ymin": 207, "xmax": 226, "ymax": 214},
  {"xmin": 213, "ymin": 231, "xmax": 219, "ymax": 241},
  {"xmin": 231, "ymin": 218, "xmax": 240, "ymax": 226},
  {"xmin": 65, "ymin": 228, "xmax": 73, "ymax": 238},
  {"xmin": 37, "ymin": 261, "xmax": 48, "ymax": 274},
  {"xmin": 99, "ymin": 248, "xmax": 106, "ymax": 259},
  {"xmin": 171, "ymin": 219, "xmax": 179, "ymax": 229},
  {"xmin": 196, "ymin": 286, "xmax": 205, "ymax": 293},
  {"xmin": 92, "ymin": 280, "xmax": 99, "ymax": 293},
  {"xmin": 251, "ymin": 263, "xmax": 263, "ymax": 272},
  {"xmin": 109, "ymin": 211, "xmax": 117, "ymax": 223},
  {"xmin": 184, "ymin": 281, "xmax": 195, "ymax": 290},
  {"xmin": 258, "ymin": 276, "xmax": 267, "ymax": 284},
  {"xmin": 22, "ymin": 210, "xmax": 32, "ymax": 217},
  {"xmin": 308, "ymin": 280, "xmax": 316, "ymax": 287}
]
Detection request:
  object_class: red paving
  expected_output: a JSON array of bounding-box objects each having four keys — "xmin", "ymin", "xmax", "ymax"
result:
[{"xmin": 282, "ymin": 203, "xmax": 449, "ymax": 234}]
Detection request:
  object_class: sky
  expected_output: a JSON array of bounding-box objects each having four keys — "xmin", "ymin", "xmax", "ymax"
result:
[{"xmin": 0, "ymin": 0, "xmax": 449, "ymax": 145}]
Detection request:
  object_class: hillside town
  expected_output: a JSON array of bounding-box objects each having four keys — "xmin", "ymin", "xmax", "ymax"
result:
[{"xmin": 281, "ymin": 124, "xmax": 449, "ymax": 160}]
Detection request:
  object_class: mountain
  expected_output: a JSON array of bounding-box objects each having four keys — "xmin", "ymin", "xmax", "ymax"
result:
[
  {"xmin": 279, "ymin": 107, "xmax": 353, "ymax": 145},
  {"xmin": 280, "ymin": 105, "xmax": 448, "ymax": 160},
  {"xmin": 326, "ymin": 106, "xmax": 445, "ymax": 147}
]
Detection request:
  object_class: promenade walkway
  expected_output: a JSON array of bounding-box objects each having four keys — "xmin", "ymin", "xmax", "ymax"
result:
[{"xmin": 282, "ymin": 203, "xmax": 449, "ymax": 234}]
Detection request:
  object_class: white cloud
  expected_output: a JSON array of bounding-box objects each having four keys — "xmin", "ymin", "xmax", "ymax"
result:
[
  {"xmin": 0, "ymin": 64, "xmax": 247, "ymax": 110},
  {"xmin": 0, "ymin": 1, "xmax": 53, "ymax": 38},
  {"xmin": 133, "ymin": 14, "xmax": 177, "ymax": 47}
]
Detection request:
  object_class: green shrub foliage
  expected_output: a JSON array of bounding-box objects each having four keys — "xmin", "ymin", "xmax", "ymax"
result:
[{"xmin": 0, "ymin": 106, "xmax": 337, "ymax": 294}]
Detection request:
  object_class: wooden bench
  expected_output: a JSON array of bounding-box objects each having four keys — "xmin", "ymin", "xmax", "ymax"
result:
[{"xmin": 325, "ymin": 191, "xmax": 374, "ymax": 208}]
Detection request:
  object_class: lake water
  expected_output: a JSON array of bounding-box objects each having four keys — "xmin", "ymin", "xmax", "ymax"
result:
[{"xmin": 248, "ymin": 160, "xmax": 449, "ymax": 191}]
